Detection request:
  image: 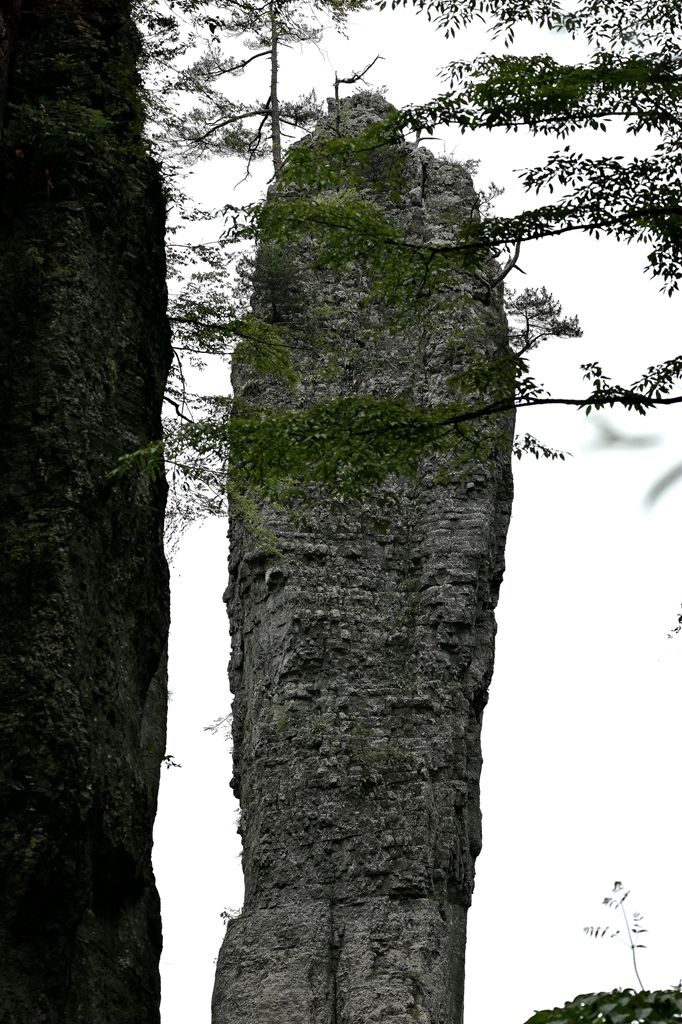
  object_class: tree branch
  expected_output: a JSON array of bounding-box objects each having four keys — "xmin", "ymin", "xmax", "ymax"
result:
[
  {"xmin": 471, "ymin": 238, "xmax": 523, "ymax": 302},
  {"xmin": 187, "ymin": 107, "xmax": 270, "ymax": 147}
]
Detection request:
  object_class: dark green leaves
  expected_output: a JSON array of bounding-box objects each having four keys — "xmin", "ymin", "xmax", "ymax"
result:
[{"xmin": 524, "ymin": 987, "xmax": 682, "ymax": 1024}]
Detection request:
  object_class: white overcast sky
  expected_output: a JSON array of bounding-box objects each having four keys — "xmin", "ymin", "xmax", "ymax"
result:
[{"xmin": 152, "ymin": 6, "xmax": 682, "ymax": 1023}]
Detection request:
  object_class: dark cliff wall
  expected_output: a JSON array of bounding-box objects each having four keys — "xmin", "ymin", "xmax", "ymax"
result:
[
  {"xmin": 213, "ymin": 95, "xmax": 514, "ymax": 1024},
  {"xmin": 0, "ymin": 4, "xmax": 171, "ymax": 1021}
]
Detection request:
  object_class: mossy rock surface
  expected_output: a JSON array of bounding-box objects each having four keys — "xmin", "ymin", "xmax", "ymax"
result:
[{"xmin": 0, "ymin": 4, "xmax": 171, "ymax": 1021}]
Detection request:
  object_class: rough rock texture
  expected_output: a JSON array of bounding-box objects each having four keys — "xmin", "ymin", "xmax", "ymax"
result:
[
  {"xmin": 0, "ymin": 3, "xmax": 17, "ymax": 120},
  {"xmin": 0, "ymin": 4, "xmax": 171, "ymax": 1022},
  {"xmin": 214, "ymin": 95, "xmax": 514, "ymax": 1024}
]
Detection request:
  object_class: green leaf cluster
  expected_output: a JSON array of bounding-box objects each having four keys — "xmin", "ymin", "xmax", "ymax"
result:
[
  {"xmin": 389, "ymin": 3, "xmax": 682, "ymax": 292},
  {"xmin": 524, "ymin": 987, "xmax": 682, "ymax": 1024}
]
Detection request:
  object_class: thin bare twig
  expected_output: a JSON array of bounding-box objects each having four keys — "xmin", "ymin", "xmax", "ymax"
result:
[{"xmin": 333, "ymin": 55, "xmax": 384, "ymax": 135}]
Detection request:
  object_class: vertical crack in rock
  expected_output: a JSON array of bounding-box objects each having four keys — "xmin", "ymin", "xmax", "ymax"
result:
[
  {"xmin": 328, "ymin": 897, "xmax": 343, "ymax": 1024},
  {"xmin": 0, "ymin": 3, "xmax": 171, "ymax": 1021},
  {"xmin": 213, "ymin": 93, "xmax": 514, "ymax": 1024}
]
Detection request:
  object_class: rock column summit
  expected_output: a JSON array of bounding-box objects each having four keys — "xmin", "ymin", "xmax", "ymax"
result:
[{"xmin": 213, "ymin": 94, "xmax": 514, "ymax": 1024}]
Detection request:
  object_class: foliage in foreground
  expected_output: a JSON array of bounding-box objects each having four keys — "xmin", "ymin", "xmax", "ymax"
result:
[{"xmin": 524, "ymin": 987, "xmax": 682, "ymax": 1024}]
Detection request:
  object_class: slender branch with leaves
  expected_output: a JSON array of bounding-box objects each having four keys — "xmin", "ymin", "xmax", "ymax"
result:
[{"xmin": 584, "ymin": 881, "xmax": 648, "ymax": 992}]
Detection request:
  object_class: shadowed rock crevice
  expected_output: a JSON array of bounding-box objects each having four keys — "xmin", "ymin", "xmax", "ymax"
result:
[{"xmin": 213, "ymin": 93, "xmax": 513, "ymax": 1024}]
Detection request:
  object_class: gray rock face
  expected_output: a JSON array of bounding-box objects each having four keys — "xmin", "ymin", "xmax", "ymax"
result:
[
  {"xmin": 214, "ymin": 95, "xmax": 514, "ymax": 1024},
  {"xmin": 0, "ymin": 4, "xmax": 171, "ymax": 1021}
]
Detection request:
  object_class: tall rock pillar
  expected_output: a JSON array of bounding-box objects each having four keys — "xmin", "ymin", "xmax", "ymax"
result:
[
  {"xmin": 0, "ymin": 3, "xmax": 171, "ymax": 1021},
  {"xmin": 214, "ymin": 94, "xmax": 514, "ymax": 1024}
]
